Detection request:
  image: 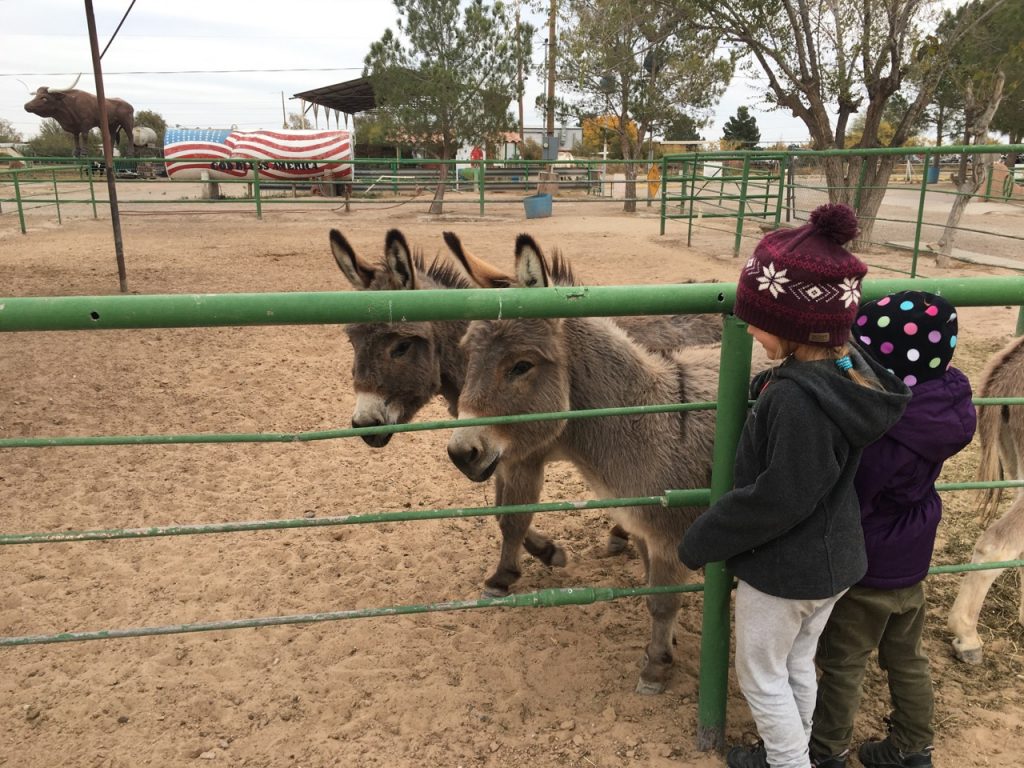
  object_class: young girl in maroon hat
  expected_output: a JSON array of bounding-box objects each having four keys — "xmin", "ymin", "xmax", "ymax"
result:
[{"xmin": 678, "ymin": 203, "xmax": 911, "ymax": 768}]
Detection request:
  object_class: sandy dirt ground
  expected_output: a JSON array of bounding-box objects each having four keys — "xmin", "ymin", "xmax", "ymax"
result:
[{"xmin": 1, "ymin": 186, "xmax": 1023, "ymax": 768}]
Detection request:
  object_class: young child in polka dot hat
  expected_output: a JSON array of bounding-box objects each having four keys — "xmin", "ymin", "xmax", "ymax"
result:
[
  {"xmin": 852, "ymin": 290, "xmax": 959, "ymax": 387},
  {"xmin": 810, "ymin": 290, "xmax": 976, "ymax": 768}
]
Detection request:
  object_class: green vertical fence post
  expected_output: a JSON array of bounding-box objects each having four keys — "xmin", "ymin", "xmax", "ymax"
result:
[
  {"xmin": 910, "ymin": 154, "xmax": 930, "ymax": 279},
  {"xmin": 659, "ymin": 156, "xmax": 668, "ymax": 235},
  {"xmin": 13, "ymin": 170, "xmax": 26, "ymax": 234},
  {"xmin": 88, "ymin": 163, "xmax": 98, "ymax": 218},
  {"xmin": 733, "ymin": 156, "xmax": 752, "ymax": 257},
  {"xmin": 688, "ymin": 155, "xmax": 699, "ymax": 246},
  {"xmin": 478, "ymin": 161, "xmax": 485, "ymax": 216},
  {"xmin": 51, "ymin": 169, "xmax": 62, "ymax": 225},
  {"xmin": 695, "ymin": 314, "xmax": 753, "ymax": 751},
  {"xmin": 251, "ymin": 160, "xmax": 262, "ymax": 220}
]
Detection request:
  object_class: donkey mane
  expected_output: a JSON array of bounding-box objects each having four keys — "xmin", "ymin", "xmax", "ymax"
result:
[
  {"xmin": 418, "ymin": 252, "xmax": 475, "ymax": 290},
  {"xmin": 545, "ymin": 249, "xmax": 578, "ymax": 286}
]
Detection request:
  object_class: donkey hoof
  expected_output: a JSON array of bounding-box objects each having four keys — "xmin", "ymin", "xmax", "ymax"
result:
[
  {"xmin": 604, "ymin": 534, "xmax": 630, "ymax": 556},
  {"xmin": 549, "ymin": 547, "xmax": 567, "ymax": 568},
  {"xmin": 952, "ymin": 640, "xmax": 984, "ymax": 665},
  {"xmin": 482, "ymin": 585, "xmax": 511, "ymax": 599},
  {"xmin": 635, "ymin": 677, "xmax": 666, "ymax": 695}
]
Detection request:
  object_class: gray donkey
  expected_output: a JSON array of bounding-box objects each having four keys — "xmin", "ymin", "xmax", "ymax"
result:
[
  {"xmin": 330, "ymin": 228, "xmax": 721, "ymax": 565},
  {"xmin": 447, "ymin": 233, "xmax": 765, "ymax": 694},
  {"xmin": 948, "ymin": 334, "xmax": 1024, "ymax": 664}
]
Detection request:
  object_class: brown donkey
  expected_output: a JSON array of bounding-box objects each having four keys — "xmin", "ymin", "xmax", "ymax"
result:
[
  {"xmin": 330, "ymin": 228, "xmax": 598, "ymax": 570},
  {"xmin": 447, "ymin": 233, "xmax": 764, "ymax": 694},
  {"xmin": 948, "ymin": 335, "xmax": 1024, "ymax": 664}
]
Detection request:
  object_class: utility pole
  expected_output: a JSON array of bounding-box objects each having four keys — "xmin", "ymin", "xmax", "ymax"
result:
[
  {"xmin": 545, "ymin": 0, "xmax": 557, "ymax": 162},
  {"xmin": 84, "ymin": 0, "xmax": 128, "ymax": 293},
  {"xmin": 281, "ymin": 91, "xmax": 288, "ymax": 129}
]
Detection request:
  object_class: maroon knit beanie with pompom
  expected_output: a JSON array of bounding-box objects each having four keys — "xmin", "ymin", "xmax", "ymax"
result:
[{"xmin": 735, "ymin": 203, "xmax": 867, "ymax": 347}]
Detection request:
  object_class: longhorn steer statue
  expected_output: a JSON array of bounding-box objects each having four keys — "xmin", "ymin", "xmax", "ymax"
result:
[{"xmin": 24, "ymin": 75, "xmax": 135, "ymax": 157}]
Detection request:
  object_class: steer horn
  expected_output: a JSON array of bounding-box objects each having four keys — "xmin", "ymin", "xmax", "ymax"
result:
[{"xmin": 49, "ymin": 73, "xmax": 82, "ymax": 94}]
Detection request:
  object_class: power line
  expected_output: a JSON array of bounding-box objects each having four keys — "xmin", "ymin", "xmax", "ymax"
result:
[
  {"xmin": 100, "ymin": 0, "xmax": 137, "ymax": 60},
  {"xmin": 0, "ymin": 67, "xmax": 362, "ymax": 77}
]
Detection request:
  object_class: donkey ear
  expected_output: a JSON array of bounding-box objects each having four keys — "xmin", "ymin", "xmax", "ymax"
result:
[
  {"xmin": 330, "ymin": 229, "xmax": 376, "ymax": 289},
  {"xmin": 384, "ymin": 229, "xmax": 418, "ymax": 290},
  {"xmin": 514, "ymin": 234, "xmax": 551, "ymax": 288},
  {"xmin": 443, "ymin": 231, "xmax": 514, "ymax": 288}
]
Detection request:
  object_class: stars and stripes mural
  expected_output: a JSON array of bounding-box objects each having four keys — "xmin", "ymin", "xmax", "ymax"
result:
[{"xmin": 163, "ymin": 128, "xmax": 353, "ymax": 182}]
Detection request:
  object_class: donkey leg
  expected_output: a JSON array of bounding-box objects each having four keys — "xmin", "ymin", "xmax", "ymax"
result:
[
  {"xmin": 636, "ymin": 538, "xmax": 688, "ymax": 695},
  {"xmin": 484, "ymin": 463, "xmax": 563, "ymax": 597},
  {"xmin": 948, "ymin": 505, "xmax": 1024, "ymax": 664},
  {"xmin": 604, "ymin": 523, "xmax": 631, "ymax": 556}
]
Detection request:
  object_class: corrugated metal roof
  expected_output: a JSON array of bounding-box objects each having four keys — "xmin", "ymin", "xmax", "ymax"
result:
[{"xmin": 293, "ymin": 76, "xmax": 376, "ymax": 116}]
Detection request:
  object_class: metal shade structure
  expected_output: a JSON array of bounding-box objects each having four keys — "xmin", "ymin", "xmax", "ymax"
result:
[{"xmin": 293, "ymin": 76, "xmax": 377, "ymax": 118}]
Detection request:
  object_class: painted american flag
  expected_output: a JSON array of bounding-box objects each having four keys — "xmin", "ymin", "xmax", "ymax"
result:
[{"xmin": 163, "ymin": 128, "xmax": 353, "ymax": 181}]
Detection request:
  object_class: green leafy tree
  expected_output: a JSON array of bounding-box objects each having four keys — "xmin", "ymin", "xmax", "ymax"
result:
[
  {"xmin": 520, "ymin": 137, "xmax": 543, "ymax": 160},
  {"xmin": 556, "ymin": 0, "xmax": 732, "ymax": 212},
  {"xmin": 662, "ymin": 111, "xmax": 704, "ymax": 142},
  {"xmin": 689, "ymin": 0, "xmax": 1010, "ymax": 244},
  {"xmin": 926, "ymin": 0, "xmax": 1022, "ymax": 264},
  {"xmin": 27, "ymin": 118, "xmax": 84, "ymax": 157},
  {"xmin": 0, "ymin": 118, "xmax": 22, "ymax": 143},
  {"xmin": 978, "ymin": 1, "xmax": 1023, "ymax": 163},
  {"xmin": 365, "ymin": 0, "xmax": 533, "ymax": 213},
  {"xmin": 134, "ymin": 109, "xmax": 167, "ymax": 148},
  {"xmin": 721, "ymin": 106, "xmax": 760, "ymax": 148}
]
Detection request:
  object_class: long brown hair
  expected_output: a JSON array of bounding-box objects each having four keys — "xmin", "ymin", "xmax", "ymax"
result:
[{"xmin": 782, "ymin": 340, "xmax": 882, "ymax": 390}]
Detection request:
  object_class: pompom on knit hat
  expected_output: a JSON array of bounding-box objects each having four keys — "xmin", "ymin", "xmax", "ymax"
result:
[
  {"xmin": 854, "ymin": 291, "xmax": 958, "ymax": 387},
  {"xmin": 735, "ymin": 203, "xmax": 867, "ymax": 346}
]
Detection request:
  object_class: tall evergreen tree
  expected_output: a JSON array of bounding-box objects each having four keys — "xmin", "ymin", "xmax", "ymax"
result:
[
  {"xmin": 721, "ymin": 106, "xmax": 760, "ymax": 148},
  {"xmin": 556, "ymin": 0, "xmax": 732, "ymax": 212},
  {"xmin": 364, "ymin": 0, "xmax": 533, "ymax": 214}
]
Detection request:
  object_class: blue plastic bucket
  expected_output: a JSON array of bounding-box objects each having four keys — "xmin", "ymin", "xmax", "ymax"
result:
[
  {"xmin": 523, "ymin": 193, "xmax": 553, "ymax": 219},
  {"xmin": 926, "ymin": 164, "xmax": 940, "ymax": 184}
]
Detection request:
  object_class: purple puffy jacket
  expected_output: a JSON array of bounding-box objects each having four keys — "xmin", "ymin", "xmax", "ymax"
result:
[{"xmin": 854, "ymin": 367, "xmax": 976, "ymax": 589}]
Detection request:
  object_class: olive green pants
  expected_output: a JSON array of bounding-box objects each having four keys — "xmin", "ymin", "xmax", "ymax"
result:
[{"xmin": 810, "ymin": 583, "xmax": 935, "ymax": 758}]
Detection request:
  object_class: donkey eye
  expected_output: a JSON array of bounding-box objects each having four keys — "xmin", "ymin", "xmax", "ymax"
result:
[
  {"xmin": 391, "ymin": 340, "xmax": 413, "ymax": 359},
  {"xmin": 508, "ymin": 360, "xmax": 534, "ymax": 378}
]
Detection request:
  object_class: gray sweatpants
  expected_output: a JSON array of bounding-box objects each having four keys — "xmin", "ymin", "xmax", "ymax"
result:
[{"xmin": 735, "ymin": 580, "xmax": 845, "ymax": 768}]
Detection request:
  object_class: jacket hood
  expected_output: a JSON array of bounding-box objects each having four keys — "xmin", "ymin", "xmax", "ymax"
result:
[
  {"xmin": 772, "ymin": 344, "xmax": 910, "ymax": 448},
  {"xmin": 885, "ymin": 367, "xmax": 975, "ymax": 463}
]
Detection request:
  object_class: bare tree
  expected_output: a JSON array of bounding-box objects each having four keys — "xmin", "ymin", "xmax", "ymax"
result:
[
  {"xmin": 930, "ymin": 0, "xmax": 1020, "ymax": 265},
  {"xmin": 687, "ymin": 0, "xmax": 1008, "ymax": 245}
]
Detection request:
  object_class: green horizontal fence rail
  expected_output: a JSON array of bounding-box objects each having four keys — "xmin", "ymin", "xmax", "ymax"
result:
[
  {"xmin": 4, "ymin": 275, "xmax": 1024, "ymax": 749},
  {"xmin": 2, "ymin": 276, "xmax": 1022, "ymax": 332}
]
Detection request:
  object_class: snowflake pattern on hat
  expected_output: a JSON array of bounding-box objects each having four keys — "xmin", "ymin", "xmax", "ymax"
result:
[{"xmin": 745, "ymin": 258, "xmax": 861, "ymax": 308}]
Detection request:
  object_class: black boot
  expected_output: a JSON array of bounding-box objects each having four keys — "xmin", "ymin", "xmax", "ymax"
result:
[
  {"xmin": 858, "ymin": 737, "xmax": 934, "ymax": 768},
  {"xmin": 726, "ymin": 740, "xmax": 769, "ymax": 768}
]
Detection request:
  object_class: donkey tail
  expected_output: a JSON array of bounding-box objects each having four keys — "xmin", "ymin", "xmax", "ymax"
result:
[{"xmin": 975, "ymin": 335, "xmax": 1024, "ymax": 524}]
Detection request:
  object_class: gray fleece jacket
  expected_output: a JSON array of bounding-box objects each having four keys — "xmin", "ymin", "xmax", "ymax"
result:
[{"xmin": 678, "ymin": 346, "xmax": 910, "ymax": 600}]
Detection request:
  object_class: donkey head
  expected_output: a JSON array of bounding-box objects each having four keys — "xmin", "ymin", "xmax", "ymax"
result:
[
  {"xmin": 330, "ymin": 228, "xmax": 454, "ymax": 447},
  {"xmin": 447, "ymin": 234, "xmax": 571, "ymax": 482}
]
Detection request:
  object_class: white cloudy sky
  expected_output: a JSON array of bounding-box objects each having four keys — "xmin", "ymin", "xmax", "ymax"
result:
[{"xmin": 1, "ymin": 0, "xmax": 969, "ymax": 147}]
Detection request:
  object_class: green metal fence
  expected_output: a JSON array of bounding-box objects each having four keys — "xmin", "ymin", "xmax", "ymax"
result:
[
  {"xmin": 0, "ymin": 155, "xmax": 660, "ymax": 233},
  {"xmin": 661, "ymin": 144, "xmax": 1024, "ymax": 278},
  {"xmin": 3, "ymin": 275, "xmax": 1024, "ymax": 749}
]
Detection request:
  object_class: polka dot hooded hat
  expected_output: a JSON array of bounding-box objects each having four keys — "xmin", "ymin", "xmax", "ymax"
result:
[{"xmin": 853, "ymin": 290, "xmax": 958, "ymax": 387}]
